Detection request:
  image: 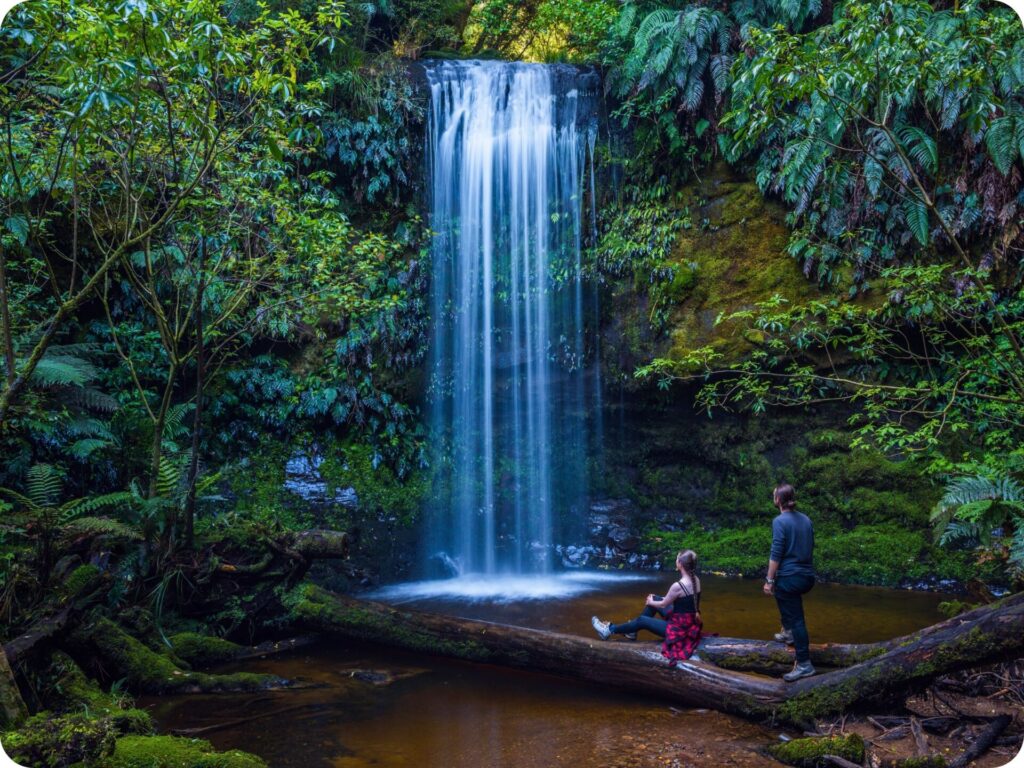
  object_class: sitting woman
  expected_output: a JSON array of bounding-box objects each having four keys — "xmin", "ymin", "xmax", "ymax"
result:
[{"xmin": 591, "ymin": 550, "xmax": 703, "ymax": 663}]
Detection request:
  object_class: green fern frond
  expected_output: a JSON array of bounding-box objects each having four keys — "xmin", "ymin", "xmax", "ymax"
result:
[
  {"xmin": 940, "ymin": 475, "xmax": 1024, "ymax": 507},
  {"xmin": 26, "ymin": 464, "xmax": 63, "ymax": 509},
  {"xmin": 59, "ymin": 491, "xmax": 134, "ymax": 523},
  {"xmin": 60, "ymin": 516, "xmax": 143, "ymax": 541},
  {"xmin": 63, "ymin": 387, "xmax": 120, "ymax": 413},
  {"xmin": 902, "ymin": 197, "xmax": 929, "ymax": 246},
  {"xmin": 67, "ymin": 439, "xmax": 116, "ymax": 460},
  {"xmin": 986, "ymin": 115, "xmax": 1019, "ymax": 176}
]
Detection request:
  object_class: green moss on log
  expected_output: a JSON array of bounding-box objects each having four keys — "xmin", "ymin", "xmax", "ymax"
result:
[
  {"xmin": 166, "ymin": 632, "xmax": 245, "ymax": 666},
  {"xmin": 80, "ymin": 618, "xmax": 286, "ymax": 694},
  {"xmin": 60, "ymin": 564, "xmax": 102, "ymax": 602},
  {"xmin": 287, "ymin": 583, "xmax": 493, "ymax": 661},
  {"xmin": 890, "ymin": 758, "xmax": 947, "ymax": 768},
  {"xmin": 95, "ymin": 735, "xmax": 267, "ymax": 768},
  {"xmin": 45, "ymin": 651, "xmax": 153, "ymax": 734},
  {"xmin": 767, "ymin": 733, "xmax": 864, "ymax": 768}
]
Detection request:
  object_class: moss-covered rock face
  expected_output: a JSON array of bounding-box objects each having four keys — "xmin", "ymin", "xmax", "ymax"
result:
[
  {"xmin": 95, "ymin": 735, "xmax": 267, "ymax": 768},
  {"xmin": 599, "ymin": 163, "xmax": 821, "ymax": 379},
  {"xmin": 663, "ymin": 165, "xmax": 820, "ymax": 365},
  {"xmin": 767, "ymin": 733, "xmax": 864, "ymax": 768}
]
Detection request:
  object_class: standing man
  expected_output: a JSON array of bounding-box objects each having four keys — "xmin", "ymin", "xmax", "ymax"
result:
[{"xmin": 763, "ymin": 483, "xmax": 816, "ymax": 681}]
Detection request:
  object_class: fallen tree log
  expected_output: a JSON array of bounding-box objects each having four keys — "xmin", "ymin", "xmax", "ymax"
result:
[
  {"xmin": 289, "ymin": 584, "xmax": 1024, "ymax": 726},
  {"xmin": 0, "ymin": 646, "xmax": 27, "ymax": 728}
]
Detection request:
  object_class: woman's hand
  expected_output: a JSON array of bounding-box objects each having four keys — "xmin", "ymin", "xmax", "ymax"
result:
[{"xmin": 645, "ymin": 593, "xmax": 655, "ymax": 606}]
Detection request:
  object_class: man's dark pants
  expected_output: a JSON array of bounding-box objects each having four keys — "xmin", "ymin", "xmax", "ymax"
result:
[{"xmin": 774, "ymin": 574, "xmax": 814, "ymax": 664}]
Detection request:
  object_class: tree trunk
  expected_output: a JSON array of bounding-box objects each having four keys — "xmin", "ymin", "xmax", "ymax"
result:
[
  {"xmin": 182, "ymin": 237, "xmax": 206, "ymax": 547},
  {"xmin": 289, "ymin": 585, "xmax": 1024, "ymax": 726}
]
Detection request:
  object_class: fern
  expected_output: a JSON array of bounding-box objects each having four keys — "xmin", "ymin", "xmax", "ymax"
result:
[
  {"xmin": 932, "ymin": 474, "xmax": 1024, "ymax": 577},
  {"xmin": 612, "ymin": 4, "xmax": 731, "ymax": 114},
  {"xmin": 60, "ymin": 517, "xmax": 142, "ymax": 541},
  {"xmin": 26, "ymin": 464, "xmax": 63, "ymax": 509},
  {"xmin": 986, "ymin": 114, "xmax": 1020, "ymax": 176},
  {"xmin": 902, "ymin": 197, "xmax": 930, "ymax": 246},
  {"xmin": 28, "ymin": 354, "xmax": 98, "ymax": 388},
  {"xmin": 898, "ymin": 125, "xmax": 938, "ymax": 174},
  {"xmin": 59, "ymin": 491, "xmax": 134, "ymax": 523}
]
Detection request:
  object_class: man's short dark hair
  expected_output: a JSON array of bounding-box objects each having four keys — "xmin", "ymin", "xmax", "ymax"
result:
[{"xmin": 774, "ymin": 483, "xmax": 797, "ymax": 510}]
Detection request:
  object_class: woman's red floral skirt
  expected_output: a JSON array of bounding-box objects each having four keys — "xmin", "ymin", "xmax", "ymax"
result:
[{"xmin": 662, "ymin": 611, "xmax": 702, "ymax": 662}]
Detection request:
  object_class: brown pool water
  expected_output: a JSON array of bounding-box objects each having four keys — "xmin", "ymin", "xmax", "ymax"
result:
[{"xmin": 142, "ymin": 574, "xmax": 953, "ymax": 768}]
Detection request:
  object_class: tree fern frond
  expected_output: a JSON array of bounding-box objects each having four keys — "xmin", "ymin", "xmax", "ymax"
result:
[
  {"xmin": 941, "ymin": 475, "xmax": 1024, "ymax": 507},
  {"xmin": 60, "ymin": 516, "xmax": 143, "ymax": 541},
  {"xmin": 59, "ymin": 492, "xmax": 134, "ymax": 523},
  {"xmin": 63, "ymin": 387, "xmax": 120, "ymax": 413},
  {"xmin": 26, "ymin": 464, "xmax": 63, "ymax": 508},
  {"xmin": 29, "ymin": 356, "xmax": 97, "ymax": 388},
  {"xmin": 902, "ymin": 196, "xmax": 930, "ymax": 246},
  {"xmin": 67, "ymin": 438, "xmax": 116, "ymax": 460},
  {"xmin": 986, "ymin": 116, "xmax": 1019, "ymax": 176}
]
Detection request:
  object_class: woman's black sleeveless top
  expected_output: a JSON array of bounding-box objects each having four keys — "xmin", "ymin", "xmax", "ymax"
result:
[{"xmin": 671, "ymin": 580, "xmax": 700, "ymax": 614}]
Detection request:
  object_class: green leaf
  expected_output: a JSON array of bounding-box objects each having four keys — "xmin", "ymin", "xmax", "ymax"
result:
[
  {"xmin": 4, "ymin": 215, "xmax": 28, "ymax": 245},
  {"xmin": 268, "ymin": 135, "xmax": 283, "ymax": 161}
]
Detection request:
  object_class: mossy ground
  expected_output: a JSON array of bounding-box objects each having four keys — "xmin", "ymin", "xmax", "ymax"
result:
[{"xmin": 94, "ymin": 735, "xmax": 267, "ymax": 768}]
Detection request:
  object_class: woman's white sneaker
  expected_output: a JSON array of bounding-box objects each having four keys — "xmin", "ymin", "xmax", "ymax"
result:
[{"xmin": 591, "ymin": 616, "xmax": 612, "ymax": 640}]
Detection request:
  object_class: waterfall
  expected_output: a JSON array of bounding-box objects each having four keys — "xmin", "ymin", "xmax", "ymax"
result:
[{"xmin": 425, "ymin": 60, "xmax": 598, "ymax": 575}]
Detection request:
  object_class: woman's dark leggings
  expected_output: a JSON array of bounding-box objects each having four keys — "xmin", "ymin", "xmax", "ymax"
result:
[
  {"xmin": 610, "ymin": 598, "xmax": 668, "ymax": 638},
  {"xmin": 775, "ymin": 574, "xmax": 814, "ymax": 663}
]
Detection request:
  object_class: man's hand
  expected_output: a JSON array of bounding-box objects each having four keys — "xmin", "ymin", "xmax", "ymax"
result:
[{"xmin": 763, "ymin": 582, "xmax": 774, "ymax": 596}]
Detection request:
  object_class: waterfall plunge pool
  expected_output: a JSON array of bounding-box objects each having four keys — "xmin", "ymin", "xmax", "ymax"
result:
[{"xmin": 141, "ymin": 574, "xmax": 954, "ymax": 767}]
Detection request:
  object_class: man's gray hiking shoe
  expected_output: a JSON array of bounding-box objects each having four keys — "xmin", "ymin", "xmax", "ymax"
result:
[
  {"xmin": 591, "ymin": 616, "xmax": 612, "ymax": 640},
  {"xmin": 774, "ymin": 628, "xmax": 794, "ymax": 644},
  {"xmin": 783, "ymin": 661, "xmax": 815, "ymax": 682}
]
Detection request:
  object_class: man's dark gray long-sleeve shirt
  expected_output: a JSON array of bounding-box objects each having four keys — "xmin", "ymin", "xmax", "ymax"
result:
[{"xmin": 770, "ymin": 510, "xmax": 815, "ymax": 578}]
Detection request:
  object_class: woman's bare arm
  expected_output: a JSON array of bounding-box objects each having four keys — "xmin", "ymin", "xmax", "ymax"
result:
[{"xmin": 647, "ymin": 581, "xmax": 683, "ymax": 609}]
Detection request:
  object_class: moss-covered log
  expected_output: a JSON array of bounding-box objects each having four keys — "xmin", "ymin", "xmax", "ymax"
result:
[
  {"xmin": 286, "ymin": 529, "xmax": 350, "ymax": 560},
  {"xmin": 166, "ymin": 632, "xmax": 319, "ymax": 666},
  {"xmin": 3, "ymin": 565, "xmax": 107, "ymax": 667},
  {"xmin": 70, "ymin": 618, "xmax": 292, "ymax": 695},
  {"xmin": 290, "ymin": 585, "xmax": 1024, "ymax": 725},
  {"xmin": 698, "ymin": 636, "xmax": 887, "ymax": 674},
  {"xmin": 0, "ymin": 646, "xmax": 27, "ymax": 728}
]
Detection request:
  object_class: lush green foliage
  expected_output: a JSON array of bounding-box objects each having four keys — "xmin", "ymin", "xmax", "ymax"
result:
[
  {"xmin": 626, "ymin": 0, "xmax": 1024, "ymax": 585},
  {"xmin": 465, "ymin": 0, "xmax": 617, "ymax": 61},
  {"xmin": 726, "ymin": 0, "xmax": 1024, "ymax": 285}
]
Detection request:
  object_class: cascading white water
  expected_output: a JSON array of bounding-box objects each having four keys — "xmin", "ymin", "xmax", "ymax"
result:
[{"xmin": 425, "ymin": 60, "xmax": 598, "ymax": 575}]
